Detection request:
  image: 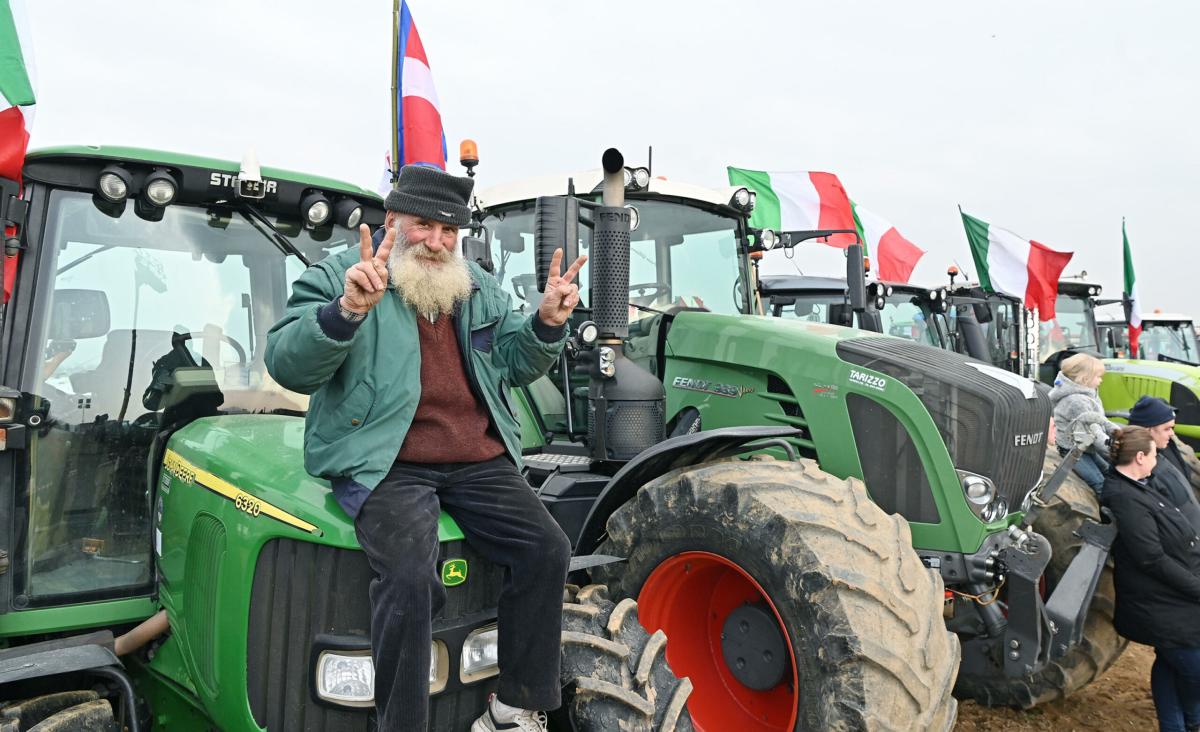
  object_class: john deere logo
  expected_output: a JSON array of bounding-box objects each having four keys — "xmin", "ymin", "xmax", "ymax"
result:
[{"xmin": 441, "ymin": 559, "xmax": 468, "ymax": 587}]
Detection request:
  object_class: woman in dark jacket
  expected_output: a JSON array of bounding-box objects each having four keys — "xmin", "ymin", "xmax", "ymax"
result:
[{"xmin": 1104, "ymin": 426, "xmax": 1200, "ymax": 732}]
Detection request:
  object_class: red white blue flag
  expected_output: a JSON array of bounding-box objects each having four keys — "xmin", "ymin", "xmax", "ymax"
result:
[{"xmin": 394, "ymin": 1, "xmax": 446, "ymax": 174}]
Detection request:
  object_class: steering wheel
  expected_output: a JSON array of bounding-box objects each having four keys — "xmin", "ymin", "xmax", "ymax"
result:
[
  {"xmin": 629, "ymin": 282, "xmax": 671, "ymax": 302},
  {"xmin": 175, "ymin": 331, "xmax": 248, "ymax": 367}
]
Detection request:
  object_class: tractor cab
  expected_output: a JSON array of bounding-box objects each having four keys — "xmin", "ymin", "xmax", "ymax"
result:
[
  {"xmin": 1, "ymin": 148, "xmax": 380, "ymax": 613},
  {"xmin": 472, "ymin": 165, "xmax": 759, "ymax": 452},
  {"xmin": 1036, "ymin": 276, "xmax": 1107, "ymax": 382},
  {"xmin": 944, "ymin": 284, "xmax": 1038, "ymax": 379},
  {"xmin": 758, "ymin": 274, "xmax": 952, "ymax": 349},
  {"xmin": 1131, "ymin": 313, "xmax": 1199, "ymax": 365}
]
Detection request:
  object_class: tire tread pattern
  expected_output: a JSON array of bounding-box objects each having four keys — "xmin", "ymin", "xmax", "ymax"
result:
[{"xmin": 598, "ymin": 459, "xmax": 960, "ymax": 731}]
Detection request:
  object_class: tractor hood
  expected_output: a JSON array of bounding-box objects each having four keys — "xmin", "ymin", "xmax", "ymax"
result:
[
  {"xmin": 665, "ymin": 312, "xmax": 1050, "ymax": 533},
  {"xmin": 163, "ymin": 414, "xmax": 463, "ymax": 547}
]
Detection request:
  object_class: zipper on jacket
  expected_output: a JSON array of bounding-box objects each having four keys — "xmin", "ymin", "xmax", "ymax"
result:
[{"xmin": 457, "ymin": 297, "xmax": 512, "ymax": 457}]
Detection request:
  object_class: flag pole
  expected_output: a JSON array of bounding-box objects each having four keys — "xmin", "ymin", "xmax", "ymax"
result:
[{"xmin": 390, "ymin": 0, "xmax": 401, "ymax": 189}]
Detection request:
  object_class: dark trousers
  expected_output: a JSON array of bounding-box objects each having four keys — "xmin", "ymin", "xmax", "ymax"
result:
[
  {"xmin": 1059, "ymin": 446, "xmax": 1110, "ymax": 496},
  {"xmin": 1151, "ymin": 646, "xmax": 1200, "ymax": 732},
  {"xmin": 353, "ymin": 456, "xmax": 571, "ymax": 732}
]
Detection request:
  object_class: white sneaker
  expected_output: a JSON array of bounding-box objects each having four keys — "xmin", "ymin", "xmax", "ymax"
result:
[{"xmin": 469, "ymin": 694, "xmax": 548, "ymax": 732}]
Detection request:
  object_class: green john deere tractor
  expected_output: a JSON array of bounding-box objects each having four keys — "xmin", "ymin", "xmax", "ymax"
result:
[
  {"xmin": 0, "ymin": 147, "xmax": 695, "ymax": 731},
  {"xmin": 468, "ymin": 149, "xmax": 1115, "ymax": 719}
]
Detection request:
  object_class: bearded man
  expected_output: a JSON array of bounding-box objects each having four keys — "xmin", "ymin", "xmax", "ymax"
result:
[{"xmin": 266, "ymin": 164, "xmax": 586, "ymax": 732}]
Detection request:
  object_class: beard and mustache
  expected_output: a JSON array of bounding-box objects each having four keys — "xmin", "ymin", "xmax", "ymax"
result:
[{"xmin": 387, "ymin": 231, "xmax": 472, "ymax": 317}]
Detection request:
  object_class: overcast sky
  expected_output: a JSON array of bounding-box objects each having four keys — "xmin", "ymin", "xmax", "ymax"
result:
[{"xmin": 25, "ymin": 1, "xmax": 1198, "ymax": 317}]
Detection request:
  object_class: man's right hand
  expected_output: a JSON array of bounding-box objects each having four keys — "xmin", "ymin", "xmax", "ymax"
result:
[{"xmin": 342, "ymin": 223, "xmax": 398, "ymax": 313}]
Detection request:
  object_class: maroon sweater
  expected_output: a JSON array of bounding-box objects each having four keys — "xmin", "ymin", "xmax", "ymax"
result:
[{"xmin": 396, "ymin": 315, "xmax": 506, "ymax": 464}]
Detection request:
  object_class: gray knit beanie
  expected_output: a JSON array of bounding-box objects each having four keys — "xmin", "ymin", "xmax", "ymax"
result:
[{"xmin": 384, "ymin": 165, "xmax": 473, "ymax": 227}]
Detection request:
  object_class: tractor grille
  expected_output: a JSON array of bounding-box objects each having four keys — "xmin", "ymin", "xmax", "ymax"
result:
[
  {"xmin": 246, "ymin": 538, "xmax": 503, "ymax": 731},
  {"xmin": 184, "ymin": 513, "xmax": 225, "ymax": 696},
  {"xmin": 837, "ymin": 338, "xmax": 1051, "ymax": 511}
]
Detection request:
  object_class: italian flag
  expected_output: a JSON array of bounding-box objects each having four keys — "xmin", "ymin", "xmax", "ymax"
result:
[
  {"xmin": 852, "ymin": 202, "xmax": 925, "ymax": 283},
  {"xmin": 727, "ymin": 167, "xmax": 857, "ymax": 247},
  {"xmin": 960, "ymin": 210, "xmax": 1073, "ymax": 321},
  {"xmin": 1124, "ymin": 219, "xmax": 1142, "ymax": 356},
  {"xmin": 0, "ymin": 0, "xmax": 35, "ymax": 181}
]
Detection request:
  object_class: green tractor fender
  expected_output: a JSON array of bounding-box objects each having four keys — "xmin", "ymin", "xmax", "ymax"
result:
[{"xmin": 573, "ymin": 426, "xmax": 800, "ymax": 554}]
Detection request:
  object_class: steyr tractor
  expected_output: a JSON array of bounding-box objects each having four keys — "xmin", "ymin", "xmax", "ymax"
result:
[
  {"xmin": 751, "ymin": 271, "xmax": 1125, "ymax": 707},
  {"xmin": 0, "ymin": 147, "xmax": 693, "ymax": 732},
  {"xmin": 468, "ymin": 149, "xmax": 1113, "ymax": 719}
]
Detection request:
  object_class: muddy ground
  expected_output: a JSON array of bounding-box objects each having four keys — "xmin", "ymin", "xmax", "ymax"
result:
[{"xmin": 956, "ymin": 642, "xmax": 1157, "ymax": 730}]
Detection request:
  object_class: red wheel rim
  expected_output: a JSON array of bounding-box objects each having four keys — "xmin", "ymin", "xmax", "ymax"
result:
[{"xmin": 638, "ymin": 551, "xmax": 799, "ymax": 732}]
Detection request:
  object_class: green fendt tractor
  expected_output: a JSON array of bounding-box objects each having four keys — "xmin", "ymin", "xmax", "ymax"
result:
[
  {"xmin": 0, "ymin": 147, "xmax": 696, "ymax": 732},
  {"xmin": 753, "ymin": 271, "xmax": 1125, "ymax": 706},
  {"xmin": 469, "ymin": 149, "xmax": 1115, "ymax": 719}
]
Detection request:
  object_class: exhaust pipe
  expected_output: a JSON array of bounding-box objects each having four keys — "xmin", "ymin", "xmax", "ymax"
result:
[{"xmin": 587, "ymin": 148, "xmax": 665, "ymax": 461}]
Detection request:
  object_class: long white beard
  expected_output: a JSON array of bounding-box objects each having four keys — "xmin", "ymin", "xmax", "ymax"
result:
[{"xmin": 388, "ymin": 236, "xmax": 472, "ymax": 317}]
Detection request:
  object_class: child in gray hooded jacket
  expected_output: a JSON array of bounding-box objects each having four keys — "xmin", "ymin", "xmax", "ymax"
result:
[{"xmin": 1049, "ymin": 353, "xmax": 1119, "ymax": 495}]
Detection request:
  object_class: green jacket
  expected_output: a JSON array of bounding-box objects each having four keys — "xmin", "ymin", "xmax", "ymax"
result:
[{"xmin": 265, "ymin": 248, "xmax": 566, "ymax": 490}]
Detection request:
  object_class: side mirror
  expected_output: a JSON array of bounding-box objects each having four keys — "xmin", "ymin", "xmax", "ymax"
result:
[
  {"xmin": 49, "ymin": 289, "xmax": 110, "ymax": 340},
  {"xmin": 845, "ymin": 243, "xmax": 866, "ymax": 313},
  {"xmin": 534, "ymin": 196, "xmax": 580, "ymax": 293},
  {"xmin": 972, "ymin": 302, "xmax": 994, "ymax": 324}
]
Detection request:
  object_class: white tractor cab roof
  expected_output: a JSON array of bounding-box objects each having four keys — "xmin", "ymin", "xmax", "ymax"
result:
[
  {"xmin": 1140, "ymin": 312, "xmax": 1195, "ymax": 325},
  {"xmin": 476, "ymin": 168, "xmax": 751, "ymax": 211}
]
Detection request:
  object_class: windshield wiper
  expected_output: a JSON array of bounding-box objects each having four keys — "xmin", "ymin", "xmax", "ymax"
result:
[
  {"xmin": 57, "ymin": 244, "xmax": 116, "ymax": 275},
  {"xmin": 238, "ymin": 205, "xmax": 310, "ymax": 267}
]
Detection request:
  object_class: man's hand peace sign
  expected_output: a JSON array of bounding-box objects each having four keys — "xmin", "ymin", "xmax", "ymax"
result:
[
  {"xmin": 538, "ymin": 248, "xmax": 588, "ymax": 327},
  {"xmin": 341, "ymin": 224, "xmax": 398, "ymax": 314}
]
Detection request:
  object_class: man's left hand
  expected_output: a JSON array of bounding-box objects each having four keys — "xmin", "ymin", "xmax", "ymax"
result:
[{"xmin": 538, "ymin": 248, "xmax": 588, "ymax": 327}]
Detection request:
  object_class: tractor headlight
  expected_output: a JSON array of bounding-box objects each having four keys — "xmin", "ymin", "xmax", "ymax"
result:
[
  {"xmin": 599, "ymin": 347, "xmax": 616, "ymax": 378},
  {"xmin": 625, "ymin": 204, "xmax": 640, "ymax": 232},
  {"xmin": 314, "ymin": 650, "xmax": 375, "ymax": 707},
  {"xmin": 460, "ymin": 625, "xmax": 500, "ymax": 682},
  {"xmin": 301, "ymin": 192, "xmax": 332, "ymax": 228},
  {"xmin": 959, "ymin": 471, "xmax": 1008, "ymax": 522},
  {"xmin": 981, "ymin": 498, "xmax": 1009, "ymax": 523},
  {"xmin": 143, "ymin": 170, "xmax": 178, "ymax": 207},
  {"xmin": 627, "ymin": 167, "xmax": 651, "ymax": 190},
  {"xmin": 98, "ymin": 166, "xmax": 132, "ymax": 203},
  {"xmin": 578, "ymin": 321, "xmax": 599, "ymax": 346},
  {"xmin": 962, "ymin": 474, "xmax": 995, "ymax": 505},
  {"xmin": 334, "ymin": 198, "xmax": 363, "ymax": 229},
  {"xmin": 0, "ymin": 397, "xmax": 14, "ymax": 423},
  {"xmin": 315, "ymin": 641, "xmax": 447, "ymax": 706},
  {"xmin": 759, "ymin": 229, "xmax": 778, "ymax": 250},
  {"xmin": 732, "ymin": 187, "xmax": 753, "ymax": 209}
]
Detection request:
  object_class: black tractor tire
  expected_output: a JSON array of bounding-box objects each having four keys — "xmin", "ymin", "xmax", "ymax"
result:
[
  {"xmin": 26, "ymin": 699, "xmax": 116, "ymax": 732},
  {"xmin": 554, "ymin": 584, "xmax": 694, "ymax": 732},
  {"xmin": 953, "ymin": 447, "xmax": 1126, "ymax": 708},
  {"xmin": 596, "ymin": 459, "xmax": 960, "ymax": 731},
  {"xmin": 0, "ymin": 691, "xmax": 114, "ymax": 732}
]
